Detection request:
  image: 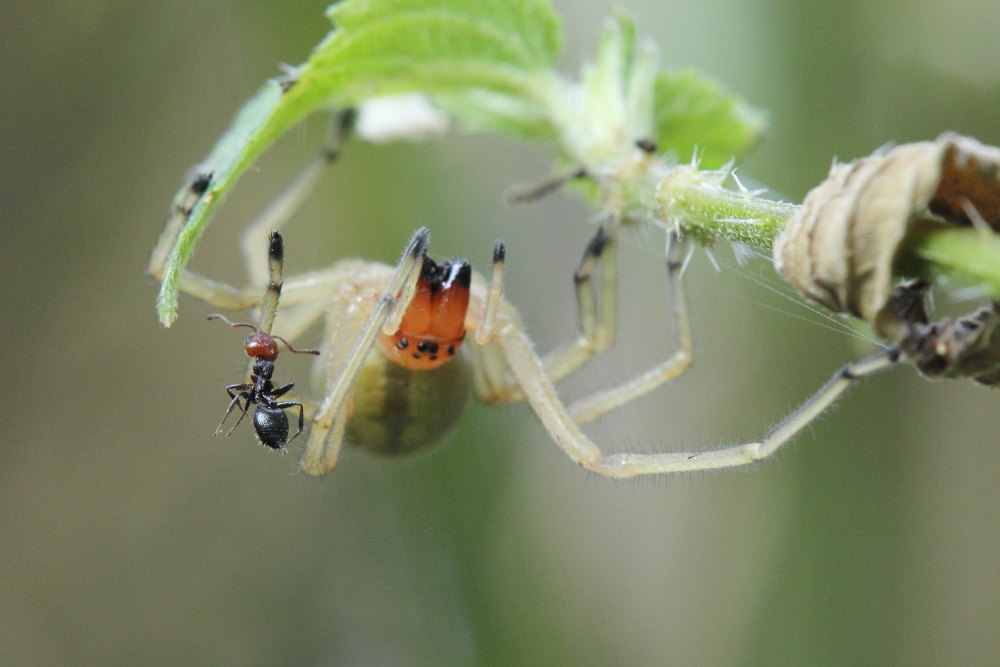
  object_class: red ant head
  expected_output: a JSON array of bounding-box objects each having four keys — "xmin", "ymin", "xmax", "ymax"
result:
[{"xmin": 244, "ymin": 331, "xmax": 279, "ymax": 361}]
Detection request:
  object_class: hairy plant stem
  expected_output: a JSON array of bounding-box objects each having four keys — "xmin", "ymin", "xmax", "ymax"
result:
[{"xmin": 654, "ymin": 164, "xmax": 1000, "ymax": 299}]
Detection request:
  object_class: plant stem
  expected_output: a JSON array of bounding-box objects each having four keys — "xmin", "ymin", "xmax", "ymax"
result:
[
  {"xmin": 654, "ymin": 164, "xmax": 1000, "ymax": 298},
  {"xmin": 655, "ymin": 165, "xmax": 795, "ymax": 249}
]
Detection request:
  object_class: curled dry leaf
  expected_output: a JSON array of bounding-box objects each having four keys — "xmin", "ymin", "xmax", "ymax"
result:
[{"xmin": 774, "ymin": 134, "xmax": 1000, "ymax": 385}]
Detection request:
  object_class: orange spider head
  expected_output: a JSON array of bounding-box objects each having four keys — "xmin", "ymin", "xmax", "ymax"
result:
[{"xmin": 378, "ymin": 256, "xmax": 471, "ymax": 370}]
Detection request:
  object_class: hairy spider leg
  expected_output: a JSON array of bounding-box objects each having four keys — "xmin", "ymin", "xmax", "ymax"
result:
[
  {"xmin": 257, "ymin": 231, "xmax": 284, "ymax": 335},
  {"xmin": 567, "ymin": 229, "xmax": 693, "ymax": 423},
  {"xmin": 456, "ymin": 248, "xmax": 901, "ymax": 477},
  {"xmin": 512, "ymin": 142, "xmax": 696, "ymax": 422},
  {"xmin": 148, "ymin": 111, "xmax": 355, "ymax": 311},
  {"xmin": 471, "ymin": 226, "xmax": 693, "ymax": 423},
  {"xmin": 301, "ymin": 228, "xmax": 431, "ymax": 475}
]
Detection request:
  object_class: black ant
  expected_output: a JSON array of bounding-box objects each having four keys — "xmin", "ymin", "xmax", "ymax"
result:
[{"xmin": 208, "ymin": 231, "xmax": 319, "ymax": 451}]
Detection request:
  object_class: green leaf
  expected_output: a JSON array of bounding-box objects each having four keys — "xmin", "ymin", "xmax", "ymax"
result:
[
  {"xmin": 434, "ymin": 89, "xmax": 557, "ymax": 143},
  {"xmin": 155, "ymin": 0, "xmax": 561, "ymax": 325},
  {"xmin": 530, "ymin": 12, "xmax": 763, "ymax": 169},
  {"xmin": 902, "ymin": 227, "xmax": 1000, "ymax": 299},
  {"xmin": 653, "ymin": 69, "xmax": 766, "ymax": 169},
  {"xmin": 328, "ymin": 0, "xmax": 561, "ymax": 74},
  {"xmin": 155, "ymin": 82, "xmax": 309, "ymax": 326}
]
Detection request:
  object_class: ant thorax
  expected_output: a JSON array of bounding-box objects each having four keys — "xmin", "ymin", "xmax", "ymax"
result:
[{"xmin": 252, "ymin": 359, "xmax": 274, "ymax": 379}]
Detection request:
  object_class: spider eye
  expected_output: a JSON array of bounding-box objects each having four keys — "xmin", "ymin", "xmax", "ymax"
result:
[{"xmin": 378, "ymin": 257, "xmax": 470, "ymax": 370}]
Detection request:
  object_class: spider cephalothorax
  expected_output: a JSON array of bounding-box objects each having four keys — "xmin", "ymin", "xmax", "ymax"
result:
[{"xmin": 377, "ymin": 256, "xmax": 471, "ymax": 371}]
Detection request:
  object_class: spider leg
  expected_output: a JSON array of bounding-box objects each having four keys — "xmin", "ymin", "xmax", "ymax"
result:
[
  {"xmin": 566, "ymin": 229, "xmax": 693, "ymax": 423},
  {"xmin": 505, "ymin": 166, "xmax": 589, "ymax": 204},
  {"xmin": 492, "ymin": 296, "xmax": 901, "ymax": 477},
  {"xmin": 239, "ymin": 110, "xmax": 355, "ymax": 287},
  {"xmin": 591, "ymin": 348, "xmax": 901, "ymax": 476},
  {"xmin": 474, "ymin": 241, "xmax": 506, "ymax": 344},
  {"xmin": 471, "ymin": 230, "xmax": 693, "ymax": 421},
  {"xmin": 147, "ymin": 110, "xmax": 355, "ymax": 314},
  {"xmin": 470, "ymin": 242, "xmax": 522, "ymax": 403},
  {"xmin": 542, "ymin": 222, "xmax": 619, "ymax": 382},
  {"xmin": 301, "ymin": 227, "xmax": 429, "ymax": 476},
  {"xmin": 468, "ymin": 232, "xmax": 620, "ymax": 405}
]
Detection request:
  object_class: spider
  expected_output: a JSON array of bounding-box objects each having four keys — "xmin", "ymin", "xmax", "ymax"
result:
[
  {"xmin": 156, "ymin": 217, "xmax": 878, "ymax": 477},
  {"xmin": 150, "ymin": 121, "xmax": 999, "ymax": 478},
  {"xmin": 208, "ymin": 231, "xmax": 320, "ymax": 451}
]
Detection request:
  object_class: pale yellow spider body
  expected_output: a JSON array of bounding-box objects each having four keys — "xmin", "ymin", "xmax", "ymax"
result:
[
  {"xmin": 283, "ymin": 232, "xmax": 641, "ymax": 478},
  {"xmin": 303, "ymin": 258, "xmax": 474, "ymax": 459}
]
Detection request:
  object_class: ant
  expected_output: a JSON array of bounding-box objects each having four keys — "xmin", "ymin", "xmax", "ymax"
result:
[{"xmin": 209, "ymin": 231, "xmax": 319, "ymax": 451}]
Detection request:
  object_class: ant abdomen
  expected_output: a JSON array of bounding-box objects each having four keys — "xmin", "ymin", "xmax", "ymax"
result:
[{"xmin": 254, "ymin": 405, "xmax": 291, "ymax": 450}]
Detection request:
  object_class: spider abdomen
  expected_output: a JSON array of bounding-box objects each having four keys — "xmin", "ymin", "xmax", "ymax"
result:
[{"xmin": 345, "ymin": 344, "xmax": 472, "ymax": 456}]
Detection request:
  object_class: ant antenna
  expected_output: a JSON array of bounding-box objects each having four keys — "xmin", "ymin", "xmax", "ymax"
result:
[{"xmin": 207, "ymin": 230, "xmax": 319, "ymax": 359}]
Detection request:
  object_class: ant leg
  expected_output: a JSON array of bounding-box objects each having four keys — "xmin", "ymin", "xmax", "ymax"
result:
[
  {"xmin": 274, "ymin": 401, "xmax": 307, "ymax": 442},
  {"xmin": 302, "ymin": 228, "xmax": 429, "ymax": 476},
  {"xmin": 269, "ymin": 382, "xmax": 294, "ymax": 399},
  {"xmin": 215, "ymin": 386, "xmax": 252, "ymax": 435},
  {"xmin": 225, "ymin": 396, "xmax": 256, "ymax": 435},
  {"xmin": 224, "ymin": 383, "xmax": 252, "ymax": 400}
]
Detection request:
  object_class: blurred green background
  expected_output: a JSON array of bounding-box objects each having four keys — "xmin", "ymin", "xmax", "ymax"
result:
[{"xmin": 3, "ymin": 1, "xmax": 999, "ymax": 664}]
